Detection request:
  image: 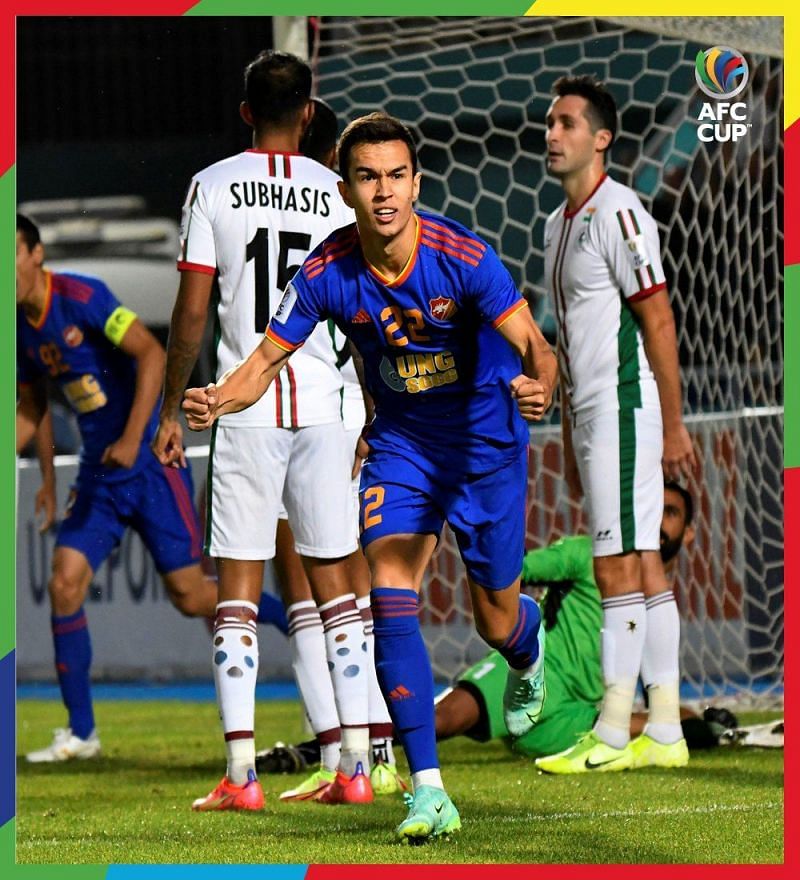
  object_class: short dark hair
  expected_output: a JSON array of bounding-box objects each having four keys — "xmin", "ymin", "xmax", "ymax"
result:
[
  {"xmin": 552, "ymin": 74, "xmax": 618, "ymax": 149},
  {"xmin": 337, "ymin": 112, "xmax": 418, "ymax": 182},
  {"xmin": 300, "ymin": 98, "xmax": 339, "ymax": 167},
  {"xmin": 244, "ymin": 50, "xmax": 312, "ymax": 128},
  {"xmin": 17, "ymin": 213, "xmax": 41, "ymax": 251},
  {"xmin": 664, "ymin": 480, "xmax": 694, "ymax": 526}
]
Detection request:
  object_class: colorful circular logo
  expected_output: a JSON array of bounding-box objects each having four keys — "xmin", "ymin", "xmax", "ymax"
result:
[{"xmin": 695, "ymin": 46, "xmax": 749, "ymax": 99}]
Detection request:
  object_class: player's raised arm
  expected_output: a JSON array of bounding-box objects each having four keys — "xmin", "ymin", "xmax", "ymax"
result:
[
  {"xmin": 182, "ymin": 334, "xmax": 292, "ymax": 431},
  {"xmin": 496, "ymin": 304, "xmax": 558, "ymax": 422}
]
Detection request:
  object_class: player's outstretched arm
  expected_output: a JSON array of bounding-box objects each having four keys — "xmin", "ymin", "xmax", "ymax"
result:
[
  {"xmin": 630, "ymin": 290, "xmax": 697, "ymax": 480},
  {"xmin": 183, "ymin": 335, "xmax": 291, "ymax": 431},
  {"xmin": 498, "ymin": 306, "xmax": 558, "ymax": 421}
]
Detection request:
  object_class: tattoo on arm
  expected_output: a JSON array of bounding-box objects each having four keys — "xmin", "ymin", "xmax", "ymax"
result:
[{"xmin": 162, "ymin": 336, "xmax": 203, "ymax": 417}]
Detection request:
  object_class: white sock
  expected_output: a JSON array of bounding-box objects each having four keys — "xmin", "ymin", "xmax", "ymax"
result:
[
  {"xmin": 641, "ymin": 590, "xmax": 683, "ymax": 744},
  {"xmin": 213, "ymin": 600, "xmax": 258, "ymax": 785},
  {"xmin": 412, "ymin": 768, "xmax": 444, "ymax": 791},
  {"xmin": 356, "ymin": 594, "xmax": 395, "ymax": 765},
  {"xmin": 287, "ymin": 600, "xmax": 340, "ymax": 746},
  {"xmin": 320, "ymin": 739, "xmax": 342, "ymax": 773},
  {"xmin": 340, "ymin": 726, "xmax": 370, "ymax": 776},
  {"xmin": 594, "ymin": 592, "xmax": 646, "ymax": 749},
  {"xmin": 319, "ymin": 593, "xmax": 369, "ymax": 772}
]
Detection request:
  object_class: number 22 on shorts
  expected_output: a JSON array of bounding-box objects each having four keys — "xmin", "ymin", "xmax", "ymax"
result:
[{"xmin": 362, "ymin": 486, "xmax": 385, "ymax": 530}]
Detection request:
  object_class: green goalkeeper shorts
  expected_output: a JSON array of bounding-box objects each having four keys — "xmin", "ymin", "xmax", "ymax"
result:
[{"xmin": 457, "ymin": 649, "xmax": 598, "ymax": 758}]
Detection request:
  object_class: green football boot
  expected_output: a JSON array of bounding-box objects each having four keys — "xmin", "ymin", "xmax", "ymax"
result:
[
  {"xmin": 503, "ymin": 623, "xmax": 546, "ymax": 737},
  {"xmin": 535, "ymin": 730, "xmax": 633, "ymax": 774},
  {"xmin": 395, "ymin": 785, "xmax": 461, "ymax": 843}
]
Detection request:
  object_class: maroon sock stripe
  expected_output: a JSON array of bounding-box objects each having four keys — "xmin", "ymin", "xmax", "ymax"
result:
[
  {"xmin": 369, "ymin": 723, "xmax": 394, "ymax": 739},
  {"xmin": 322, "ymin": 612, "xmax": 363, "ymax": 632},
  {"xmin": 319, "ymin": 598, "xmax": 359, "ymax": 619},
  {"xmin": 287, "ymin": 621, "xmax": 324, "ymax": 637},
  {"xmin": 224, "ymin": 730, "xmax": 254, "ymax": 742},
  {"xmin": 317, "ymin": 727, "xmax": 341, "ymax": 746}
]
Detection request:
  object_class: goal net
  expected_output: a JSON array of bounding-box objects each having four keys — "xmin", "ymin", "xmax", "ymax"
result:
[{"xmin": 314, "ymin": 16, "xmax": 784, "ymax": 708}]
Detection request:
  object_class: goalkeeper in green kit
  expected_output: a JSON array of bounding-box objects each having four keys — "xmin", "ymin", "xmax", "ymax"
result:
[{"xmin": 434, "ymin": 481, "xmax": 740, "ymax": 768}]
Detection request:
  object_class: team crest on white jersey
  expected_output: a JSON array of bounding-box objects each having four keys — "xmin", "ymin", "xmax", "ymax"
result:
[
  {"xmin": 273, "ymin": 282, "xmax": 298, "ymax": 324},
  {"xmin": 625, "ymin": 234, "xmax": 650, "ymax": 270},
  {"xmin": 429, "ymin": 296, "xmax": 457, "ymax": 321}
]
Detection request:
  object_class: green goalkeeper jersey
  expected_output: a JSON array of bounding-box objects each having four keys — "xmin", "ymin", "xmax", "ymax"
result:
[
  {"xmin": 521, "ymin": 534, "xmax": 604, "ymax": 708},
  {"xmin": 458, "ymin": 534, "xmax": 605, "ymax": 756}
]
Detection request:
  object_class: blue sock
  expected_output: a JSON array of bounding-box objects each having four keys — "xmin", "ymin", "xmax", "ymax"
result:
[
  {"xmin": 256, "ymin": 591, "xmax": 289, "ymax": 635},
  {"xmin": 51, "ymin": 608, "xmax": 94, "ymax": 739},
  {"xmin": 497, "ymin": 594, "xmax": 542, "ymax": 670},
  {"xmin": 371, "ymin": 587, "xmax": 438, "ymax": 774}
]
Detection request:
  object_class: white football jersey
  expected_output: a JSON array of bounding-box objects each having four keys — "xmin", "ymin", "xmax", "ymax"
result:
[
  {"xmin": 331, "ymin": 324, "xmax": 367, "ymax": 432},
  {"xmin": 544, "ymin": 174, "xmax": 665, "ymax": 424},
  {"xmin": 178, "ymin": 150, "xmax": 355, "ymax": 427}
]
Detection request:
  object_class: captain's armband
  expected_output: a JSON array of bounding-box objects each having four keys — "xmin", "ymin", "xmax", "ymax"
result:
[{"xmin": 104, "ymin": 306, "xmax": 138, "ymax": 346}]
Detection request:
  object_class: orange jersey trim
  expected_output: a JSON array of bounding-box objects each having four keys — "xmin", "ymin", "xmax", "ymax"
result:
[
  {"xmin": 177, "ymin": 261, "xmax": 216, "ymax": 276},
  {"xmin": 265, "ymin": 326, "xmax": 302, "ymax": 353},
  {"xmin": 492, "ymin": 299, "xmax": 528, "ymax": 330},
  {"xmin": 365, "ymin": 215, "xmax": 421, "ymax": 288},
  {"xmin": 27, "ymin": 271, "xmax": 53, "ymax": 329},
  {"xmin": 420, "ymin": 218, "xmax": 486, "ymax": 257},
  {"xmin": 304, "ymin": 228, "xmax": 359, "ymax": 280},
  {"xmin": 420, "ymin": 236, "xmax": 481, "ymax": 268}
]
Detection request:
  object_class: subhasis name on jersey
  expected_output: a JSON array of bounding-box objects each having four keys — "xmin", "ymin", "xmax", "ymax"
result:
[
  {"xmin": 380, "ymin": 350, "xmax": 458, "ymax": 394},
  {"xmin": 696, "ymin": 101, "xmax": 751, "ymax": 143},
  {"xmin": 230, "ymin": 181, "xmax": 333, "ymax": 216}
]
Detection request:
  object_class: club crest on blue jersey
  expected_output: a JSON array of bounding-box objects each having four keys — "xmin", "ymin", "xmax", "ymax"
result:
[
  {"xmin": 429, "ymin": 296, "xmax": 457, "ymax": 321},
  {"xmin": 62, "ymin": 324, "xmax": 84, "ymax": 347}
]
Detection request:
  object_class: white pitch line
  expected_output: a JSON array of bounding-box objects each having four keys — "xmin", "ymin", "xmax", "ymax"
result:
[{"xmin": 495, "ymin": 801, "xmax": 782, "ymax": 823}]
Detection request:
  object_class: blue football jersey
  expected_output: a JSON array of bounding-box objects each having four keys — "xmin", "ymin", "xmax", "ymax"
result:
[
  {"xmin": 267, "ymin": 211, "xmax": 529, "ymax": 474},
  {"xmin": 17, "ymin": 270, "xmax": 159, "ymax": 482}
]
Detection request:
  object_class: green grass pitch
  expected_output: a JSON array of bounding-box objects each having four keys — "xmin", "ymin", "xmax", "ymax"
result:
[{"xmin": 16, "ymin": 699, "xmax": 783, "ymax": 864}]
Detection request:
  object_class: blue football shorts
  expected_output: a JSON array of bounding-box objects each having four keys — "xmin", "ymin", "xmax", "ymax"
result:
[
  {"xmin": 56, "ymin": 454, "xmax": 203, "ymax": 575},
  {"xmin": 358, "ymin": 445, "xmax": 527, "ymax": 590}
]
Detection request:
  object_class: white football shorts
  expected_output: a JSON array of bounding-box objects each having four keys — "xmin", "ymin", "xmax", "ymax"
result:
[
  {"xmin": 572, "ymin": 405, "xmax": 663, "ymax": 557},
  {"xmin": 206, "ymin": 421, "xmax": 358, "ymax": 560}
]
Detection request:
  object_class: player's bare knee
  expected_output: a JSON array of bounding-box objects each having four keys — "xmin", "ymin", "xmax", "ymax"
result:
[{"xmin": 48, "ymin": 569, "xmax": 84, "ymax": 610}]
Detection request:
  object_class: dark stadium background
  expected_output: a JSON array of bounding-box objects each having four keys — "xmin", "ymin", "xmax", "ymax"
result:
[{"xmin": 18, "ymin": 18, "xmax": 276, "ymax": 219}]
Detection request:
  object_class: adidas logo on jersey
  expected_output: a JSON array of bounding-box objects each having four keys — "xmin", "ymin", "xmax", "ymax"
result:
[{"xmin": 351, "ymin": 309, "xmax": 372, "ymax": 324}]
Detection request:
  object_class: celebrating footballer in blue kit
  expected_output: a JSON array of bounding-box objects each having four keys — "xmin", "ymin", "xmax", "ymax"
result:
[
  {"xmin": 182, "ymin": 113, "xmax": 558, "ymax": 843},
  {"xmin": 16, "ymin": 213, "xmax": 217, "ymax": 764}
]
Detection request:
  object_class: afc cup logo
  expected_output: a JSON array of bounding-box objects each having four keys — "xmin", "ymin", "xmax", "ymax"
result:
[{"xmin": 695, "ymin": 46, "xmax": 749, "ymax": 99}]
